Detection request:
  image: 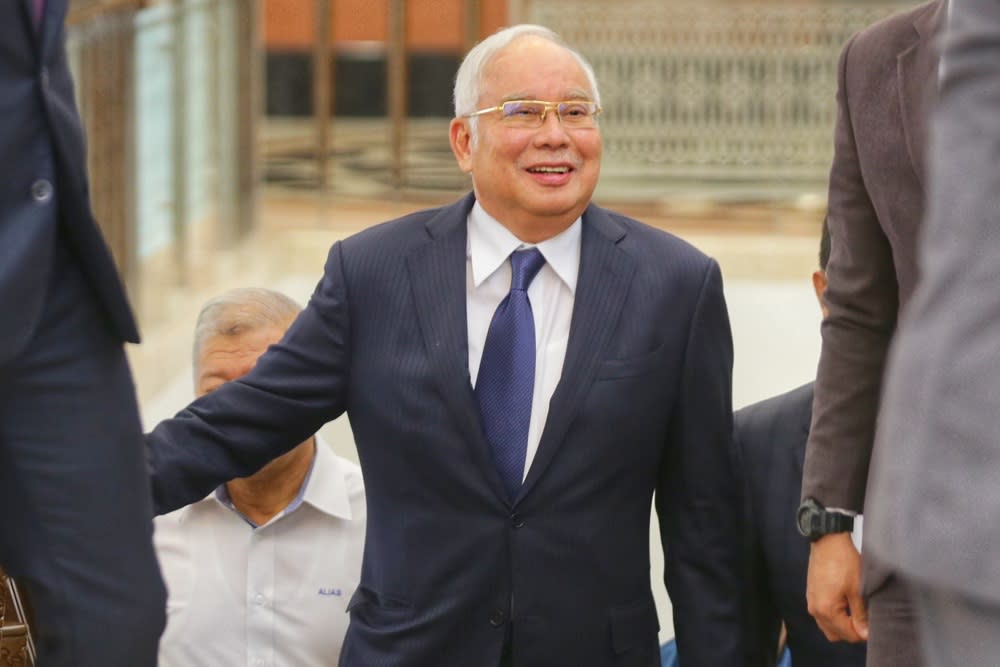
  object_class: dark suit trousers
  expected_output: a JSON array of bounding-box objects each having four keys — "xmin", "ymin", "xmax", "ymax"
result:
[
  {"xmin": 0, "ymin": 235, "xmax": 165, "ymax": 666},
  {"xmin": 866, "ymin": 575, "xmax": 925, "ymax": 667}
]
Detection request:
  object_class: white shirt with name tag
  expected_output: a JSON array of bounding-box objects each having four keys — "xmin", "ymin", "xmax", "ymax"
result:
[{"xmin": 154, "ymin": 439, "xmax": 365, "ymax": 667}]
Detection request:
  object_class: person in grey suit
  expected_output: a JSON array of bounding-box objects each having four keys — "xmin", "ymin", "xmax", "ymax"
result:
[
  {"xmin": 867, "ymin": 0, "xmax": 1000, "ymax": 664},
  {"xmin": 738, "ymin": 219, "xmax": 866, "ymax": 667},
  {"xmin": 0, "ymin": 1, "xmax": 166, "ymax": 665},
  {"xmin": 797, "ymin": 2, "xmax": 945, "ymax": 665},
  {"xmin": 146, "ymin": 24, "xmax": 743, "ymax": 667}
]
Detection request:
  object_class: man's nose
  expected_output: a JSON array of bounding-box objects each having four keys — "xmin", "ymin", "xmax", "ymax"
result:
[{"xmin": 534, "ymin": 109, "xmax": 570, "ymax": 144}]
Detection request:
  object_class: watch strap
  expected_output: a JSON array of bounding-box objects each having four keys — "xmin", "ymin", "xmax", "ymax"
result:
[{"xmin": 813, "ymin": 510, "xmax": 854, "ymax": 536}]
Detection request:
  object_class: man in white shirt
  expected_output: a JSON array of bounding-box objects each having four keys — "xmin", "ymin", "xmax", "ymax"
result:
[{"xmin": 153, "ymin": 287, "xmax": 365, "ymax": 666}]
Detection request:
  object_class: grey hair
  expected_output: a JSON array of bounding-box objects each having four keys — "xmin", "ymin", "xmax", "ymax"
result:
[
  {"xmin": 192, "ymin": 287, "xmax": 302, "ymax": 377},
  {"xmin": 453, "ymin": 24, "xmax": 602, "ymax": 132}
]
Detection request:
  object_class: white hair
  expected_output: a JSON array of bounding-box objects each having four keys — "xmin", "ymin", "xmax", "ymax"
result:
[
  {"xmin": 452, "ymin": 24, "xmax": 602, "ymax": 133},
  {"xmin": 192, "ymin": 287, "xmax": 302, "ymax": 378}
]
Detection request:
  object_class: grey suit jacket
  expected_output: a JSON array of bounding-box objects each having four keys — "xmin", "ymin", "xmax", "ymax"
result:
[
  {"xmin": 148, "ymin": 194, "xmax": 744, "ymax": 666},
  {"xmin": 868, "ymin": 0, "xmax": 1000, "ymax": 603},
  {"xmin": 801, "ymin": 0, "xmax": 945, "ymax": 595}
]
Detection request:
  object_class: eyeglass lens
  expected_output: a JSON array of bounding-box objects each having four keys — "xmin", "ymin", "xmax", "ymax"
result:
[{"xmin": 500, "ymin": 101, "xmax": 598, "ymax": 127}]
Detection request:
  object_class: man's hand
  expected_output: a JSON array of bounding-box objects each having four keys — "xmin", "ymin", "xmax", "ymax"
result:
[{"xmin": 805, "ymin": 532, "xmax": 868, "ymax": 643}]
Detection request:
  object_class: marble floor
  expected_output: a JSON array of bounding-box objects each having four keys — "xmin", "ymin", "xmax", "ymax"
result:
[{"xmin": 133, "ymin": 179, "xmax": 828, "ymax": 644}]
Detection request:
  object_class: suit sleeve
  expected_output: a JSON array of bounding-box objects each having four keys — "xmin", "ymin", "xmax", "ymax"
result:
[
  {"xmin": 656, "ymin": 259, "xmax": 744, "ymax": 665},
  {"xmin": 147, "ymin": 242, "xmax": 353, "ymax": 514},
  {"xmin": 803, "ymin": 33, "xmax": 900, "ymax": 511}
]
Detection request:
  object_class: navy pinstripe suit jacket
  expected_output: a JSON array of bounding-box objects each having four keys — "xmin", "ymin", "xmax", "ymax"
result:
[
  {"xmin": 148, "ymin": 193, "xmax": 743, "ymax": 666},
  {"xmin": 0, "ymin": 0, "xmax": 138, "ymax": 364}
]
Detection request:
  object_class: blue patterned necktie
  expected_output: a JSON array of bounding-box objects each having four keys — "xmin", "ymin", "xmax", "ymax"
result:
[{"xmin": 476, "ymin": 248, "xmax": 546, "ymax": 500}]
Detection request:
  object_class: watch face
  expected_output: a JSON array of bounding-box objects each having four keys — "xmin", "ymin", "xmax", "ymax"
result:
[{"xmin": 796, "ymin": 500, "xmax": 818, "ymax": 538}]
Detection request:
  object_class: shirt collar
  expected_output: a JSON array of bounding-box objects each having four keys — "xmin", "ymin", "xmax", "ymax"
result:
[
  {"xmin": 467, "ymin": 201, "xmax": 581, "ymax": 294},
  {"xmin": 205, "ymin": 436, "xmax": 355, "ymax": 526},
  {"xmin": 301, "ymin": 436, "xmax": 356, "ymax": 521}
]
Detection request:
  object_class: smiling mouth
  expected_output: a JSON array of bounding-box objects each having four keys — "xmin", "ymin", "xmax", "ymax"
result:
[{"xmin": 527, "ymin": 166, "xmax": 571, "ymax": 174}]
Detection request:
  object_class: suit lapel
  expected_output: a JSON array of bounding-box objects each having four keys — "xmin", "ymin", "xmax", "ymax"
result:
[
  {"xmin": 46, "ymin": 0, "xmax": 70, "ymax": 58},
  {"xmin": 897, "ymin": 0, "xmax": 947, "ymax": 188},
  {"xmin": 22, "ymin": 0, "xmax": 62, "ymax": 57},
  {"xmin": 38, "ymin": 0, "xmax": 61, "ymax": 57},
  {"xmin": 407, "ymin": 194, "xmax": 510, "ymax": 501},
  {"xmin": 519, "ymin": 205, "xmax": 635, "ymax": 501},
  {"xmin": 18, "ymin": 0, "xmax": 37, "ymax": 43}
]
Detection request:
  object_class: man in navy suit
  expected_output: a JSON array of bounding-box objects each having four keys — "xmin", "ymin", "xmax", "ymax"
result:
[
  {"xmin": 148, "ymin": 24, "xmax": 742, "ymax": 666},
  {"xmin": 736, "ymin": 220, "xmax": 866, "ymax": 667},
  {"xmin": 0, "ymin": 2, "xmax": 166, "ymax": 665}
]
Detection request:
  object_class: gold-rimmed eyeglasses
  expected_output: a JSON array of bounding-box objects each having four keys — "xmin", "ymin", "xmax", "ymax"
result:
[{"xmin": 463, "ymin": 100, "xmax": 601, "ymax": 129}]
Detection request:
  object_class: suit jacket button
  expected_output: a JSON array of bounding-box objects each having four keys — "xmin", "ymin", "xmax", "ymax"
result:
[
  {"xmin": 511, "ymin": 513, "xmax": 524, "ymax": 529},
  {"xmin": 489, "ymin": 609, "xmax": 507, "ymax": 627},
  {"xmin": 31, "ymin": 179, "xmax": 53, "ymax": 203}
]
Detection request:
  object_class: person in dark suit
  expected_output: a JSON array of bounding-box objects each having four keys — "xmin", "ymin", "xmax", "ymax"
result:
[
  {"xmin": 738, "ymin": 219, "xmax": 866, "ymax": 667},
  {"xmin": 867, "ymin": 0, "xmax": 1000, "ymax": 664},
  {"xmin": 147, "ymin": 24, "xmax": 742, "ymax": 667},
  {"xmin": 798, "ymin": 2, "xmax": 945, "ymax": 665},
  {"xmin": 0, "ymin": 1, "xmax": 166, "ymax": 666}
]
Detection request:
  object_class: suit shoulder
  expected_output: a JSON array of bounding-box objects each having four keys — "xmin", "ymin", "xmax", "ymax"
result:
[
  {"xmin": 846, "ymin": 0, "xmax": 940, "ymax": 60},
  {"xmin": 328, "ymin": 196, "xmax": 471, "ymax": 279},
  {"xmin": 735, "ymin": 383, "xmax": 814, "ymax": 442},
  {"xmin": 601, "ymin": 207, "xmax": 718, "ymax": 273},
  {"xmin": 341, "ymin": 204, "xmax": 447, "ymax": 252}
]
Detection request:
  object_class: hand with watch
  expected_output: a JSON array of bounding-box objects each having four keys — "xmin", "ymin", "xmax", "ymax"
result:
[
  {"xmin": 796, "ymin": 497, "xmax": 854, "ymax": 541},
  {"xmin": 798, "ymin": 497, "xmax": 869, "ymax": 644}
]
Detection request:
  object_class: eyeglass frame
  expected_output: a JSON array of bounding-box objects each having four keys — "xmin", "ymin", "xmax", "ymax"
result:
[{"xmin": 462, "ymin": 99, "xmax": 602, "ymax": 128}]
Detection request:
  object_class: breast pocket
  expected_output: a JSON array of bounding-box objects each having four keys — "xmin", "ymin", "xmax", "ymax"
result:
[{"xmin": 595, "ymin": 341, "xmax": 668, "ymax": 380}]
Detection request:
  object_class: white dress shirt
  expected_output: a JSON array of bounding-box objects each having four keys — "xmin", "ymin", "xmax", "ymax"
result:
[
  {"xmin": 154, "ymin": 438, "xmax": 365, "ymax": 667},
  {"xmin": 467, "ymin": 202, "xmax": 581, "ymax": 480}
]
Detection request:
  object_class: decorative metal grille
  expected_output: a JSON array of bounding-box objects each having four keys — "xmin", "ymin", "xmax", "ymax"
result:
[{"xmin": 527, "ymin": 1, "xmax": 912, "ymax": 184}]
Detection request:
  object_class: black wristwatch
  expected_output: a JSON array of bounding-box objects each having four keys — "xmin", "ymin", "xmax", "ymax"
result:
[{"xmin": 796, "ymin": 498, "xmax": 854, "ymax": 542}]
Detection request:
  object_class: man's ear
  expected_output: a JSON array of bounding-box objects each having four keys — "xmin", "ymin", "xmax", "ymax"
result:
[
  {"xmin": 449, "ymin": 118, "xmax": 474, "ymax": 173},
  {"xmin": 812, "ymin": 270, "xmax": 829, "ymax": 319}
]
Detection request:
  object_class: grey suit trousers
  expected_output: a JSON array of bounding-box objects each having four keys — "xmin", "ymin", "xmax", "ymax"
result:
[
  {"xmin": 913, "ymin": 583, "xmax": 1000, "ymax": 667},
  {"xmin": 866, "ymin": 576, "xmax": 924, "ymax": 667}
]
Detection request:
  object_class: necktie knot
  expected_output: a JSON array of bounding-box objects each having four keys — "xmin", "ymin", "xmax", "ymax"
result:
[{"xmin": 510, "ymin": 248, "xmax": 546, "ymax": 292}]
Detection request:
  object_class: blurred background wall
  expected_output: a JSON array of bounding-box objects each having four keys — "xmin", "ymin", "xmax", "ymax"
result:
[{"xmin": 67, "ymin": 0, "xmax": 912, "ymax": 315}]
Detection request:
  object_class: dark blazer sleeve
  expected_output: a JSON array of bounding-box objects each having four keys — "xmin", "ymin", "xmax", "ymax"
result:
[
  {"xmin": 803, "ymin": 31, "xmax": 900, "ymax": 511},
  {"xmin": 656, "ymin": 258, "xmax": 743, "ymax": 665},
  {"xmin": 733, "ymin": 407, "xmax": 782, "ymax": 667},
  {"xmin": 147, "ymin": 241, "xmax": 353, "ymax": 513}
]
